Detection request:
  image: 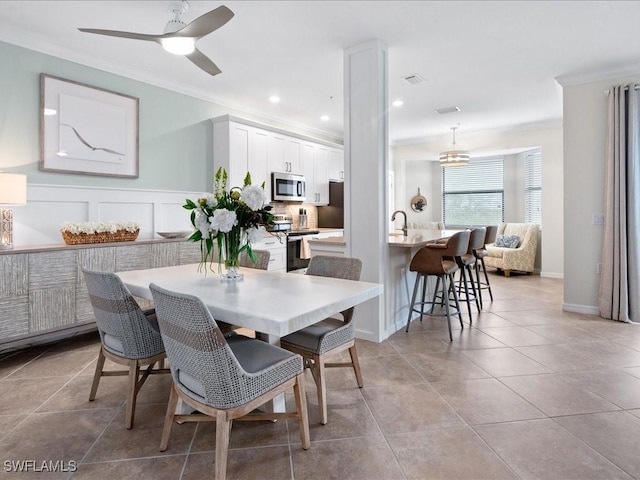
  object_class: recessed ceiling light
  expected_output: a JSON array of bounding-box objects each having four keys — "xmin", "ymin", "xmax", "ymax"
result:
[
  {"xmin": 392, "ymin": 100, "xmax": 404, "ymax": 107},
  {"xmin": 434, "ymin": 106, "xmax": 461, "ymax": 115},
  {"xmin": 269, "ymin": 95, "xmax": 280, "ymax": 103},
  {"xmin": 320, "ymin": 115, "xmax": 330, "ymax": 121}
]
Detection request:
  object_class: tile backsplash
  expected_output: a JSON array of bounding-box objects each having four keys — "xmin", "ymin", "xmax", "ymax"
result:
[{"xmin": 270, "ymin": 203, "xmax": 318, "ymax": 229}]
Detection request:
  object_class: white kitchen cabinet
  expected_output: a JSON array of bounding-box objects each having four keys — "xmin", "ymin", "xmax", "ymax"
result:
[
  {"xmin": 285, "ymin": 137, "xmax": 304, "ymax": 174},
  {"xmin": 328, "ymin": 147, "xmax": 345, "ymax": 181},
  {"xmin": 214, "ymin": 120, "xmax": 249, "ymax": 190},
  {"xmin": 307, "ymin": 230, "xmax": 345, "ymax": 257},
  {"xmin": 302, "ymin": 142, "xmax": 329, "ymax": 205},
  {"xmin": 213, "ymin": 115, "xmax": 341, "ymax": 205},
  {"xmin": 268, "ymin": 134, "xmax": 303, "ymax": 175},
  {"xmin": 252, "ymin": 235, "xmax": 286, "ymax": 271},
  {"xmin": 213, "ymin": 119, "xmax": 269, "ymax": 195},
  {"xmin": 249, "ymin": 128, "xmax": 269, "ymax": 194}
]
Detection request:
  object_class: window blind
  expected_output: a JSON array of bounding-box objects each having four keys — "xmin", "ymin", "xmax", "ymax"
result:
[
  {"xmin": 525, "ymin": 150, "xmax": 542, "ymax": 224},
  {"xmin": 442, "ymin": 157, "xmax": 504, "ymax": 227}
]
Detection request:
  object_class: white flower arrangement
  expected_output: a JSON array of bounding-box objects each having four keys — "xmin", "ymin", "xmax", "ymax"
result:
[
  {"xmin": 184, "ymin": 167, "xmax": 274, "ymax": 272},
  {"xmin": 60, "ymin": 221, "xmax": 141, "ymax": 234}
]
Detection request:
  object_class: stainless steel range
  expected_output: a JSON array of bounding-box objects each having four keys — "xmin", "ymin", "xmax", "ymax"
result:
[
  {"xmin": 268, "ymin": 215, "xmax": 318, "ymax": 272},
  {"xmin": 286, "ymin": 229, "xmax": 319, "ymax": 272}
]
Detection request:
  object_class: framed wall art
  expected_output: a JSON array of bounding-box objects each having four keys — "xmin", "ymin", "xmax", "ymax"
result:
[{"xmin": 40, "ymin": 74, "xmax": 139, "ymax": 178}]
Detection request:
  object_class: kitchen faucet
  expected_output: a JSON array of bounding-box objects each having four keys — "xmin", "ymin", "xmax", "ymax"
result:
[{"xmin": 391, "ymin": 210, "xmax": 408, "ymax": 236}]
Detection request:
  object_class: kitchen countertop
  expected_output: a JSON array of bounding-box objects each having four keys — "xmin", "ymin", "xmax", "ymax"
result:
[
  {"xmin": 388, "ymin": 229, "xmax": 460, "ymax": 248},
  {"xmin": 306, "ymin": 229, "xmax": 459, "ymax": 248},
  {"xmin": 307, "ymin": 236, "xmax": 346, "ymax": 246}
]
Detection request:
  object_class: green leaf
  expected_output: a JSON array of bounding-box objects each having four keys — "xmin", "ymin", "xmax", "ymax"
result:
[
  {"xmin": 243, "ymin": 171, "xmax": 252, "ymax": 186},
  {"xmin": 183, "ymin": 198, "xmax": 197, "ymax": 209}
]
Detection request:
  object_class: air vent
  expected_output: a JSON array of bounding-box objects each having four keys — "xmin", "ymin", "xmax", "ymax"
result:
[
  {"xmin": 403, "ymin": 73, "xmax": 426, "ymax": 85},
  {"xmin": 434, "ymin": 106, "xmax": 461, "ymax": 115}
]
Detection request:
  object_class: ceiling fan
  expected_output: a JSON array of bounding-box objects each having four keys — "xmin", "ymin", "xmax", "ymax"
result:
[{"xmin": 78, "ymin": 1, "xmax": 234, "ymax": 76}]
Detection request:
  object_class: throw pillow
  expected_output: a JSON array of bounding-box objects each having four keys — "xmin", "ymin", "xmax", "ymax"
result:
[{"xmin": 495, "ymin": 234, "xmax": 521, "ymax": 248}]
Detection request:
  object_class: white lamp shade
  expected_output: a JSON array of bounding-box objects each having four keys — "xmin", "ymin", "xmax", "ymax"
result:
[{"xmin": 0, "ymin": 173, "xmax": 27, "ymax": 205}]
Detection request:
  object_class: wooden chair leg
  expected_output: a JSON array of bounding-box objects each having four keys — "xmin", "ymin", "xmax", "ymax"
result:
[
  {"xmin": 125, "ymin": 359, "xmax": 140, "ymax": 429},
  {"xmin": 349, "ymin": 345, "xmax": 364, "ymax": 388},
  {"xmin": 314, "ymin": 354, "xmax": 328, "ymax": 425},
  {"xmin": 89, "ymin": 347, "xmax": 106, "ymax": 401},
  {"xmin": 215, "ymin": 410, "xmax": 232, "ymax": 480},
  {"xmin": 160, "ymin": 384, "xmax": 179, "ymax": 451},
  {"xmin": 293, "ymin": 373, "xmax": 310, "ymax": 449},
  {"xmin": 504, "ymin": 269, "xmax": 511, "ymax": 277}
]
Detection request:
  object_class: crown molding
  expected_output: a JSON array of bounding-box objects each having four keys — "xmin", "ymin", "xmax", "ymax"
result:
[
  {"xmin": 556, "ymin": 64, "xmax": 640, "ymax": 87},
  {"xmin": 391, "ymin": 119, "xmax": 563, "ymax": 147}
]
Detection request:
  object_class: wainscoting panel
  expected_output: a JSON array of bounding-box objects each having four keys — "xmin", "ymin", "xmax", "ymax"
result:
[{"xmin": 14, "ymin": 184, "xmax": 199, "ymax": 247}]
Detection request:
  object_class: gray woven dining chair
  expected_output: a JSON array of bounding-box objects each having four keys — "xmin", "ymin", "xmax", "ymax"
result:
[
  {"xmin": 239, "ymin": 249, "xmax": 270, "ymax": 270},
  {"xmin": 82, "ymin": 268, "xmax": 170, "ymax": 429},
  {"xmin": 280, "ymin": 255, "xmax": 363, "ymax": 425},
  {"xmin": 149, "ymin": 283, "xmax": 310, "ymax": 480}
]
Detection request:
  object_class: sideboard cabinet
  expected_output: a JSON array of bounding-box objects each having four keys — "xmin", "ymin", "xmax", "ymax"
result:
[{"xmin": 0, "ymin": 239, "xmax": 202, "ymax": 352}]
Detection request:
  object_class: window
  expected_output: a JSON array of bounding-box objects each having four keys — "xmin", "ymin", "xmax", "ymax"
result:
[
  {"xmin": 442, "ymin": 157, "xmax": 504, "ymax": 227},
  {"xmin": 524, "ymin": 150, "xmax": 542, "ymax": 224}
]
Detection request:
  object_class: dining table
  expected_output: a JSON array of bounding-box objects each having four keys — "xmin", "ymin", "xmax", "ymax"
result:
[
  {"xmin": 117, "ymin": 263, "xmax": 383, "ymax": 413},
  {"xmin": 117, "ymin": 263, "xmax": 383, "ymax": 339}
]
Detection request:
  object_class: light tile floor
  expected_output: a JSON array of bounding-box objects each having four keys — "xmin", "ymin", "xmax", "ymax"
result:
[{"xmin": 2, "ymin": 272, "xmax": 640, "ymax": 479}]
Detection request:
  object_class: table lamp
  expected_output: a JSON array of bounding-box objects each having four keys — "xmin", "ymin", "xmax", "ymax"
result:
[{"xmin": 0, "ymin": 173, "xmax": 27, "ymax": 250}]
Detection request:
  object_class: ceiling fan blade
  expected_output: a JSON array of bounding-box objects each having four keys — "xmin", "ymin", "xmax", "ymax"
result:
[
  {"xmin": 78, "ymin": 28, "xmax": 160, "ymax": 42},
  {"xmin": 186, "ymin": 47, "xmax": 222, "ymax": 76},
  {"xmin": 177, "ymin": 5, "xmax": 234, "ymax": 39}
]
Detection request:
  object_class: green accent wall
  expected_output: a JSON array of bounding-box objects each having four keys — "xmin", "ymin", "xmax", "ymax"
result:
[{"xmin": 0, "ymin": 40, "xmax": 233, "ymax": 192}]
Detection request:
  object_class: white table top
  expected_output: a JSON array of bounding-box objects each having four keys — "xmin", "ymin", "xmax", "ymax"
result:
[{"xmin": 117, "ymin": 264, "xmax": 383, "ymax": 338}]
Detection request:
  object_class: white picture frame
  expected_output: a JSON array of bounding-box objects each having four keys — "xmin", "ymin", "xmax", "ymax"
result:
[{"xmin": 40, "ymin": 74, "xmax": 139, "ymax": 178}]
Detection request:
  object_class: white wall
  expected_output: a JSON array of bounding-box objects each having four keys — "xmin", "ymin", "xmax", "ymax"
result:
[
  {"xmin": 562, "ymin": 72, "xmax": 640, "ymax": 313},
  {"xmin": 393, "ymin": 125, "xmax": 563, "ymax": 277}
]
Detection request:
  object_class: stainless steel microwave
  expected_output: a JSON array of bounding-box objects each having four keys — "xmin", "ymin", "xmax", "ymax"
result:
[{"xmin": 271, "ymin": 172, "xmax": 306, "ymax": 202}]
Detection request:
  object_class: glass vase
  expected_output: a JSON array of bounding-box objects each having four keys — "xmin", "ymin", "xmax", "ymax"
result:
[{"xmin": 221, "ymin": 227, "xmax": 244, "ymax": 281}]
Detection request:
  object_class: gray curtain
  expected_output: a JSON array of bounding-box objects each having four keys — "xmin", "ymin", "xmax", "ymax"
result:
[{"xmin": 599, "ymin": 84, "xmax": 640, "ymax": 323}]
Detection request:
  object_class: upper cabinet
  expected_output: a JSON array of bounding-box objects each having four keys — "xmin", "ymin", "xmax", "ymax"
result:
[
  {"xmin": 212, "ymin": 115, "xmax": 342, "ymax": 204},
  {"xmin": 328, "ymin": 147, "xmax": 344, "ymax": 181},
  {"xmin": 302, "ymin": 142, "xmax": 329, "ymax": 205},
  {"xmin": 214, "ymin": 120, "xmax": 268, "ymax": 194},
  {"xmin": 268, "ymin": 133, "xmax": 304, "ymax": 175}
]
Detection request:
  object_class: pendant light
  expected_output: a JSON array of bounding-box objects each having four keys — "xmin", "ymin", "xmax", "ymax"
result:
[{"xmin": 439, "ymin": 126, "xmax": 470, "ymax": 166}]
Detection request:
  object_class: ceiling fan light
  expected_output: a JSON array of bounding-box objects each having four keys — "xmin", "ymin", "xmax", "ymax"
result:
[{"xmin": 161, "ymin": 37, "xmax": 195, "ymax": 55}]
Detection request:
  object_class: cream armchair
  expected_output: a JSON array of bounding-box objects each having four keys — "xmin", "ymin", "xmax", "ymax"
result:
[{"xmin": 483, "ymin": 223, "xmax": 539, "ymax": 276}]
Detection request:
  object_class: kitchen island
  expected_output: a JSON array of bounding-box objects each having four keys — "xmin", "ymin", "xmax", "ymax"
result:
[
  {"xmin": 307, "ymin": 229, "xmax": 460, "ymax": 339},
  {"xmin": 386, "ymin": 229, "xmax": 461, "ymax": 336}
]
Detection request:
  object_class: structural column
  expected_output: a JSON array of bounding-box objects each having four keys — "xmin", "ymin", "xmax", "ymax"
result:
[{"xmin": 343, "ymin": 39, "xmax": 390, "ymax": 342}]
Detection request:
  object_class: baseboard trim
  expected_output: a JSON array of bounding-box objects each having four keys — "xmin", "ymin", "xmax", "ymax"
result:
[
  {"xmin": 562, "ymin": 303, "xmax": 600, "ymax": 315},
  {"xmin": 540, "ymin": 271, "xmax": 564, "ymax": 279}
]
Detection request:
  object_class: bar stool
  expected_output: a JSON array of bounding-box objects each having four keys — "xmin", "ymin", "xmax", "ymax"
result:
[
  {"xmin": 473, "ymin": 225, "xmax": 498, "ymax": 308},
  {"xmin": 454, "ymin": 227, "xmax": 485, "ymax": 322},
  {"xmin": 405, "ymin": 230, "xmax": 471, "ymax": 341}
]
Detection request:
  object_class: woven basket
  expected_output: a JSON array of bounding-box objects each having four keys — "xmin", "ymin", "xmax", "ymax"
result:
[{"xmin": 61, "ymin": 229, "xmax": 140, "ymax": 245}]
